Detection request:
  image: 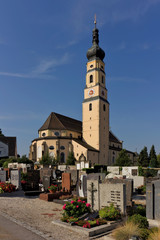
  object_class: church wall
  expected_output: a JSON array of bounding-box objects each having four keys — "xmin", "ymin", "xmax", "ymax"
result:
[
  {"xmin": 72, "ymin": 140, "xmax": 88, "ymax": 161},
  {"xmin": 83, "ymin": 99, "xmax": 100, "ymax": 150},
  {"xmin": 99, "ymin": 100, "xmax": 109, "ymax": 165},
  {"xmin": 88, "ymin": 151, "xmax": 99, "ymax": 165},
  {"xmin": 39, "ymin": 129, "xmax": 81, "ymax": 139}
]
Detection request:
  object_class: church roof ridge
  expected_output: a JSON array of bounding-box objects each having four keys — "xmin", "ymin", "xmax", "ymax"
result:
[{"xmin": 38, "ymin": 112, "xmax": 82, "ymax": 133}]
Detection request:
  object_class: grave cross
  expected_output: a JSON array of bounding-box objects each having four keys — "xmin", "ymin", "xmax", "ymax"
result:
[{"xmin": 87, "ymin": 182, "xmax": 97, "ymax": 210}]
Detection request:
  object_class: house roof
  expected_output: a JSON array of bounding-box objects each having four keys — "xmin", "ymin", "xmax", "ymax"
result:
[
  {"xmin": 109, "ymin": 131, "xmax": 122, "ymax": 144},
  {"xmin": 38, "ymin": 112, "xmax": 122, "ymax": 144},
  {"xmin": 73, "ymin": 139, "xmax": 99, "ymax": 152},
  {"xmin": 0, "ymin": 136, "xmax": 17, "ymax": 157},
  {"xmin": 38, "ymin": 112, "xmax": 82, "ymax": 133}
]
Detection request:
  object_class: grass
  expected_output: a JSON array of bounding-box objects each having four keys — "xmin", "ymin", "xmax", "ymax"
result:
[
  {"xmin": 112, "ymin": 222, "xmax": 140, "ymax": 240},
  {"xmin": 148, "ymin": 228, "xmax": 160, "ymax": 240}
]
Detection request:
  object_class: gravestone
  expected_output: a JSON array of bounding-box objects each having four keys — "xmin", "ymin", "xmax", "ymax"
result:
[
  {"xmin": 65, "ymin": 169, "xmax": 78, "ymax": 185},
  {"xmin": 87, "ymin": 173, "xmax": 106, "ymax": 181},
  {"xmin": 105, "ymin": 178, "xmax": 133, "ymax": 207},
  {"xmin": 0, "ymin": 170, "xmax": 7, "ymax": 182},
  {"xmin": 40, "ymin": 168, "xmax": 52, "ymax": 180},
  {"xmin": 55, "ymin": 169, "xmax": 62, "ymax": 180},
  {"xmin": 122, "ymin": 167, "xmax": 138, "ymax": 177},
  {"xmin": 78, "ymin": 175, "xmax": 87, "ymax": 198},
  {"xmin": 146, "ymin": 179, "xmax": 160, "ymax": 220},
  {"xmin": 43, "ymin": 176, "xmax": 51, "ymax": 191},
  {"xmin": 27, "ymin": 170, "xmax": 40, "ymax": 190},
  {"xmin": 107, "ymin": 166, "xmax": 119, "ymax": 175},
  {"xmin": 87, "ymin": 178, "xmax": 126, "ymax": 214},
  {"xmin": 11, "ymin": 170, "xmax": 21, "ymax": 189},
  {"xmin": 62, "ymin": 173, "xmax": 71, "ymax": 192}
]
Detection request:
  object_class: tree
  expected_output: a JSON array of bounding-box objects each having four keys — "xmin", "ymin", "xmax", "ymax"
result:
[
  {"xmin": 149, "ymin": 145, "xmax": 157, "ymax": 160},
  {"xmin": 138, "ymin": 146, "xmax": 149, "ymax": 167},
  {"xmin": 17, "ymin": 155, "xmax": 33, "ymax": 164},
  {"xmin": 0, "ymin": 129, "xmax": 4, "ymax": 136},
  {"xmin": 149, "ymin": 145, "xmax": 158, "ymax": 168},
  {"xmin": 66, "ymin": 152, "xmax": 76, "ymax": 165},
  {"xmin": 114, "ymin": 149, "xmax": 132, "ymax": 166},
  {"xmin": 40, "ymin": 152, "xmax": 53, "ymax": 166},
  {"xmin": 157, "ymin": 154, "xmax": 160, "ymax": 167}
]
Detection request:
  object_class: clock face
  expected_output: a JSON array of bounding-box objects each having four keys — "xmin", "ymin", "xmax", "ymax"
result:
[{"xmin": 88, "ymin": 89, "xmax": 95, "ymax": 96}]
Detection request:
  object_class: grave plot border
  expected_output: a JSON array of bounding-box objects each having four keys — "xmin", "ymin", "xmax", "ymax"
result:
[{"xmin": 52, "ymin": 219, "xmax": 123, "ymax": 237}]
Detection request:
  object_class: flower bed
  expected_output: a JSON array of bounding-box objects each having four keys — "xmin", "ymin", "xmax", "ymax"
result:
[
  {"xmin": 62, "ymin": 199, "xmax": 91, "ymax": 218},
  {"xmin": 61, "ymin": 201, "xmax": 121, "ymax": 229},
  {"xmin": 48, "ymin": 184, "xmax": 58, "ymax": 193},
  {"xmin": 0, "ymin": 182, "xmax": 16, "ymax": 193}
]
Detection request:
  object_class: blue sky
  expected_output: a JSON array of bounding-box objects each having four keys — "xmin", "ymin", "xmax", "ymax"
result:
[{"xmin": 0, "ymin": 0, "xmax": 160, "ymax": 157}]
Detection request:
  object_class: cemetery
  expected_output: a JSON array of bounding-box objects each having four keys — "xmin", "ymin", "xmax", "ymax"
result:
[{"xmin": 1, "ymin": 162, "xmax": 160, "ymax": 239}]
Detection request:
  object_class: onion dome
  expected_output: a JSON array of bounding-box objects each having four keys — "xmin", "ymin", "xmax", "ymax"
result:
[{"xmin": 87, "ymin": 18, "xmax": 105, "ymax": 61}]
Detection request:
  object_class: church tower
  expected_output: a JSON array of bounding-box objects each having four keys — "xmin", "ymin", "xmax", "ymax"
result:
[{"xmin": 82, "ymin": 18, "xmax": 109, "ymax": 165}]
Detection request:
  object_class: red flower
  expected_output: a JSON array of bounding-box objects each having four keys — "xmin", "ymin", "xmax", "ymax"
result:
[{"xmin": 86, "ymin": 203, "xmax": 91, "ymax": 207}]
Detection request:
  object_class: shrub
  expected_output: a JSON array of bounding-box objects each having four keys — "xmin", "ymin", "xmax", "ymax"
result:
[
  {"xmin": 48, "ymin": 184, "xmax": 58, "ymax": 192},
  {"xmin": 140, "ymin": 228, "xmax": 150, "ymax": 240},
  {"xmin": 128, "ymin": 214, "xmax": 149, "ymax": 229},
  {"xmin": 135, "ymin": 205, "xmax": 146, "ymax": 217},
  {"xmin": 137, "ymin": 185, "xmax": 146, "ymax": 194},
  {"xmin": 99, "ymin": 204, "xmax": 121, "ymax": 221},
  {"xmin": 62, "ymin": 199, "xmax": 91, "ymax": 218},
  {"xmin": 112, "ymin": 222, "xmax": 140, "ymax": 240}
]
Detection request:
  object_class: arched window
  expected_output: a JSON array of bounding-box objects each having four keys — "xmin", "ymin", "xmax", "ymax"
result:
[
  {"xmin": 90, "ymin": 75, "xmax": 93, "ymax": 83},
  {"xmin": 112, "ymin": 156, "xmax": 115, "ymax": 164},
  {"xmin": 60, "ymin": 152, "xmax": 65, "ymax": 163},
  {"xmin": 89, "ymin": 103, "xmax": 92, "ymax": 111},
  {"xmin": 103, "ymin": 104, "xmax": 106, "ymax": 111},
  {"xmin": 102, "ymin": 76, "xmax": 104, "ymax": 83}
]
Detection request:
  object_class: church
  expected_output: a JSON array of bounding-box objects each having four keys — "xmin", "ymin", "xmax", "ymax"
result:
[{"xmin": 29, "ymin": 21, "xmax": 135, "ymax": 168}]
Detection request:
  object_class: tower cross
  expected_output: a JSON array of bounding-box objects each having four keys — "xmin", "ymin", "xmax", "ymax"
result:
[{"xmin": 94, "ymin": 14, "xmax": 97, "ymax": 28}]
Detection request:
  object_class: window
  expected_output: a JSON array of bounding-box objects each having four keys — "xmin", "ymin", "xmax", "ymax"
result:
[
  {"xmin": 54, "ymin": 131, "xmax": 59, "ymax": 136},
  {"xmin": 101, "ymin": 65, "xmax": 104, "ymax": 69},
  {"xmin": 89, "ymin": 103, "xmax": 92, "ymax": 111},
  {"xmin": 49, "ymin": 145, "xmax": 54, "ymax": 150},
  {"xmin": 90, "ymin": 75, "xmax": 93, "ymax": 83},
  {"xmin": 103, "ymin": 104, "xmax": 106, "ymax": 111},
  {"xmin": 60, "ymin": 152, "xmax": 65, "ymax": 163},
  {"xmin": 102, "ymin": 76, "xmax": 104, "ymax": 83},
  {"xmin": 60, "ymin": 146, "xmax": 65, "ymax": 150},
  {"xmin": 70, "ymin": 133, "xmax": 72, "ymax": 138},
  {"xmin": 90, "ymin": 64, "xmax": 93, "ymax": 68},
  {"xmin": 42, "ymin": 132, "xmax": 46, "ymax": 137}
]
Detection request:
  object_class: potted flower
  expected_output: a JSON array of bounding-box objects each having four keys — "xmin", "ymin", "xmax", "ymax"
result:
[{"xmin": 48, "ymin": 184, "xmax": 58, "ymax": 193}]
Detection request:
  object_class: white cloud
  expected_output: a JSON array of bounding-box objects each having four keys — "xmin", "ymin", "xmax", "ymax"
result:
[{"xmin": 0, "ymin": 53, "xmax": 71, "ymax": 79}]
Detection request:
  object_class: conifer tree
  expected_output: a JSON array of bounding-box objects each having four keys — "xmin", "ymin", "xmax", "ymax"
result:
[
  {"xmin": 138, "ymin": 146, "xmax": 149, "ymax": 167},
  {"xmin": 66, "ymin": 152, "xmax": 76, "ymax": 165},
  {"xmin": 114, "ymin": 149, "xmax": 132, "ymax": 166},
  {"xmin": 149, "ymin": 145, "xmax": 158, "ymax": 168}
]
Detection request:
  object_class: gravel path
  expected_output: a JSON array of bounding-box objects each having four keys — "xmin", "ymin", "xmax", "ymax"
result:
[{"xmin": 0, "ymin": 191, "xmax": 88, "ymax": 240}]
